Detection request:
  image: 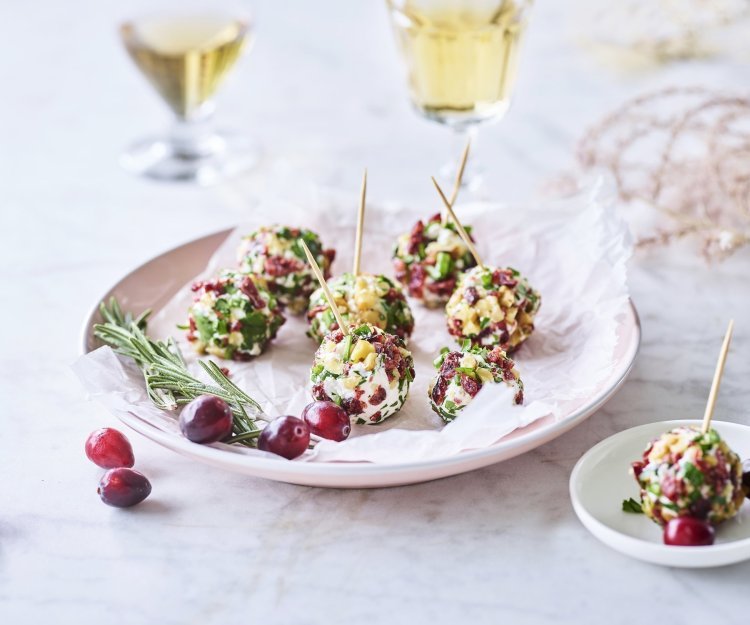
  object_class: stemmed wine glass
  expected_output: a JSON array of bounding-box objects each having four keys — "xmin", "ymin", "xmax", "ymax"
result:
[
  {"xmin": 119, "ymin": 2, "xmax": 256, "ymax": 184},
  {"xmin": 386, "ymin": 0, "xmax": 534, "ymax": 191}
]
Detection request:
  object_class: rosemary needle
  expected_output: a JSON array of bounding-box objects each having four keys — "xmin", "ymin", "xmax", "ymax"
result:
[{"xmin": 93, "ymin": 297, "xmax": 264, "ymax": 447}]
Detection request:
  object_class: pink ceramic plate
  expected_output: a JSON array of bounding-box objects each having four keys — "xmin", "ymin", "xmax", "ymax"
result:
[{"xmin": 81, "ymin": 229, "xmax": 641, "ymax": 488}]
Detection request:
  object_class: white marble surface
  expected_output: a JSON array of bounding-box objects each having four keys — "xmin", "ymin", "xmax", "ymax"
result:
[{"xmin": 1, "ymin": 1, "xmax": 749, "ymax": 623}]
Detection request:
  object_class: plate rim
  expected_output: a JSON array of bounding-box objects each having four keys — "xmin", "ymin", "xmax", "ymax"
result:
[
  {"xmin": 569, "ymin": 419, "xmax": 750, "ymax": 567},
  {"xmin": 79, "ymin": 227, "xmax": 642, "ymax": 483}
]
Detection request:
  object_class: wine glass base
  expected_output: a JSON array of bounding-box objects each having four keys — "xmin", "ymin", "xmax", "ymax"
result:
[{"xmin": 120, "ymin": 131, "xmax": 259, "ymax": 185}]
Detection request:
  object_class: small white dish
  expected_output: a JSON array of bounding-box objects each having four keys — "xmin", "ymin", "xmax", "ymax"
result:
[{"xmin": 570, "ymin": 420, "xmax": 750, "ymax": 568}]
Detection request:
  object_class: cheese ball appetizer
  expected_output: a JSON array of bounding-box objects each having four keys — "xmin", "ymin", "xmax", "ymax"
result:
[
  {"xmin": 429, "ymin": 345, "xmax": 523, "ymax": 423},
  {"xmin": 310, "ymin": 323, "xmax": 415, "ymax": 425},
  {"xmin": 631, "ymin": 426, "xmax": 745, "ymax": 526},
  {"xmin": 393, "ymin": 213, "xmax": 477, "ymax": 307},
  {"xmin": 237, "ymin": 226, "xmax": 335, "ymax": 314},
  {"xmin": 446, "ymin": 265, "xmax": 541, "ymax": 352},
  {"xmin": 186, "ymin": 270, "xmax": 285, "ymax": 360},
  {"xmin": 306, "ymin": 273, "xmax": 415, "ymax": 343}
]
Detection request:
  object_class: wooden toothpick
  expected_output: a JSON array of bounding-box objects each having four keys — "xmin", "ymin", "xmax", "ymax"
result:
[
  {"xmin": 701, "ymin": 319, "xmax": 734, "ymax": 434},
  {"xmin": 300, "ymin": 239, "xmax": 349, "ymax": 335},
  {"xmin": 431, "ymin": 176, "xmax": 483, "ymax": 268},
  {"xmin": 352, "ymin": 169, "xmax": 367, "ymax": 276},
  {"xmin": 442, "ymin": 139, "xmax": 471, "ymax": 226}
]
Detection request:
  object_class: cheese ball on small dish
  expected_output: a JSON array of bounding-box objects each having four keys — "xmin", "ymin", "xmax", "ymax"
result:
[
  {"xmin": 186, "ymin": 270, "xmax": 285, "ymax": 360},
  {"xmin": 446, "ymin": 265, "xmax": 541, "ymax": 352},
  {"xmin": 237, "ymin": 225, "xmax": 335, "ymax": 314},
  {"xmin": 631, "ymin": 426, "xmax": 745, "ymax": 526},
  {"xmin": 306, "ymin": 273, "xmax": 415, "ymax": 344},
  {"xmin": 310, "ymin": 323, "xmax": 415, "ymax": 425},
  {"xmin": 392, "ymin": 213, "xmax": 477, "ymax": 307},
  {"xmin": 429, "ymin": 344, "xmax": 523, "ymax": 423}
]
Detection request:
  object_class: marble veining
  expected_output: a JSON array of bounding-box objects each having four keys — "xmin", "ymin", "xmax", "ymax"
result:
[{"xmin": 1, "ymin": 0, "xmax": 749, "ymax": 623}]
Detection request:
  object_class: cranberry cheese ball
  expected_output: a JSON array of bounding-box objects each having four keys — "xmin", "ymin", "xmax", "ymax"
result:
[
  {"xmin": 631, "ymin": 426, "xmax": 745, "ymax": 526},
  {"xmin": 237, "ymin": 226, "xmax": 335, "ymax": 314},
  {"xmin": 310, "ymin": 323, "xmax": 415, "ymax": 425},
  {"xmin": 429, "ymin": 345, "xmax": 523, "ymax": 423},
  {"xmin": 186, "ymin": 270, "xmax": 285, "ymax": 360},
  {"xmin": 446, "ymin": 265, "xmax": 541, "ymax": 352},
  {"xmin": 306, "ymin": 273, "xmax": 415, "ymax": 344},
  {"xmin": 393, "ymin": 213, "xmax": 477, "ymax": 307}
]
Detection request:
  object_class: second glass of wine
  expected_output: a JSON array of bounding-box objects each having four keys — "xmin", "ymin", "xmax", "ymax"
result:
[
  {"xmin": 120, "ymin": 5, "xmax": 256, "ymax": 184},
  {"xmin": 386, "ymin": 0, "xmax": 533, "ymax": 191}
]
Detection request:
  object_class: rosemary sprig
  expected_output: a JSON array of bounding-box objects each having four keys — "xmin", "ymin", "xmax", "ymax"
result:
[{"xmin": 93, "ymin": 297, "xmax": 265, "ymax": 446}]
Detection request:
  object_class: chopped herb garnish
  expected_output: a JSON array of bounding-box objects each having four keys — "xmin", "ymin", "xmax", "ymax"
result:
[{"xmin": 622, "ymin": 498, "xmax": 643, "ymax": 514}]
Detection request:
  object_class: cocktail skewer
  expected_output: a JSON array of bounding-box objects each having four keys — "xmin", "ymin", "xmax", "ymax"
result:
[
  {"xmin": 431, "ymin": 176, "xmax": 484, "ymax": 268},
  {"xmin": 442, "ymin": 139, "xmax": 471, "ymax": 226},
  {"xmin": 701, "ymin": 319, "xmax": 735, "ymax": 433},
  {"xmin": 352, "ymin": 169, "xmax": 368, "ymax": 276},
  {"xmin": 300, "ymin": 240, "xmax": 349, "ymax": 336}
]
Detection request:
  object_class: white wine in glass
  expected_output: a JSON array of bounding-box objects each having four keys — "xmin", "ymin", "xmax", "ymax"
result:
[
  {"xmin": 120, "ymin": 9, "xmax": 256, "ymax": 183},
  {"xmin": 387, "ymin": 0, "xmax": 533, "ymax": 189}
]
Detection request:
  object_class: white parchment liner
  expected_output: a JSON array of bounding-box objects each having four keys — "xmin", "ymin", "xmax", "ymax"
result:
[{"xmin": 73, "ymin": 179, "xmax": 631, "ymax": 463}]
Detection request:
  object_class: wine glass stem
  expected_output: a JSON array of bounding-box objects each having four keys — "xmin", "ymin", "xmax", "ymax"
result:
[
  {"xmin": 443, "ymin": 124, "xmax": 483, "ymax": 193},
  {"xmin": 170, "ymin": 108, "xmax": 223, "ymax": 159}
]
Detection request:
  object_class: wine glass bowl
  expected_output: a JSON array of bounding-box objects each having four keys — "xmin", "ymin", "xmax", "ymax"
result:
[
  {"xmin": 119, "ymin": 9, "xmax": 256, "ymax": 184},
  {"xmin": 387, "ymin": 0, "xmax": 533, "ymax": 189}
]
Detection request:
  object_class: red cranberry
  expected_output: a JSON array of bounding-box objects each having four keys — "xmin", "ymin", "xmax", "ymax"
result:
[
  {"xmin": 85, "ymin": 428, "xmax": 135, "ymax": 469},
  {"xmin": 179, "ymin": 395, "xmax": 233, "ymax": 444},
  {"xmin": 98, "ymin": 468, "xmax": 151, "ymax": 508},
  {"xmin": 663, "ymin": 517, "xmax": 715, "ymax": 546},
  {"xmin": 258, "ymin": 416, "xmax": 310, "ymax": 459},
  {"xmin": 302, "ymin": 401, "xmax": 351, "ymax": 442}
]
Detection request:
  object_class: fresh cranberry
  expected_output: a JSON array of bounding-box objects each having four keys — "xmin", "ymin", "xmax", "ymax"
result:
[
  {"xmin": 179, "ymin": 395, "xmax": 233, "ymax": 444},
  {"xmin": 663, "ymin": 517, "xmax": 715, "ymax": 546},
  {"xmin": 258, "ymin": 416, "xmax": 310, "ymax": 459},
  {"xmin": 85, "ymin": 428, "xmax": 135, "ymax": 469},
  {"xmin": 98, "ymin": 468, "xmax": 151, "ymax": 508},
  {"xmin": 302, "ymin": 401, "xmax": 351, "ymax": 442}
]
